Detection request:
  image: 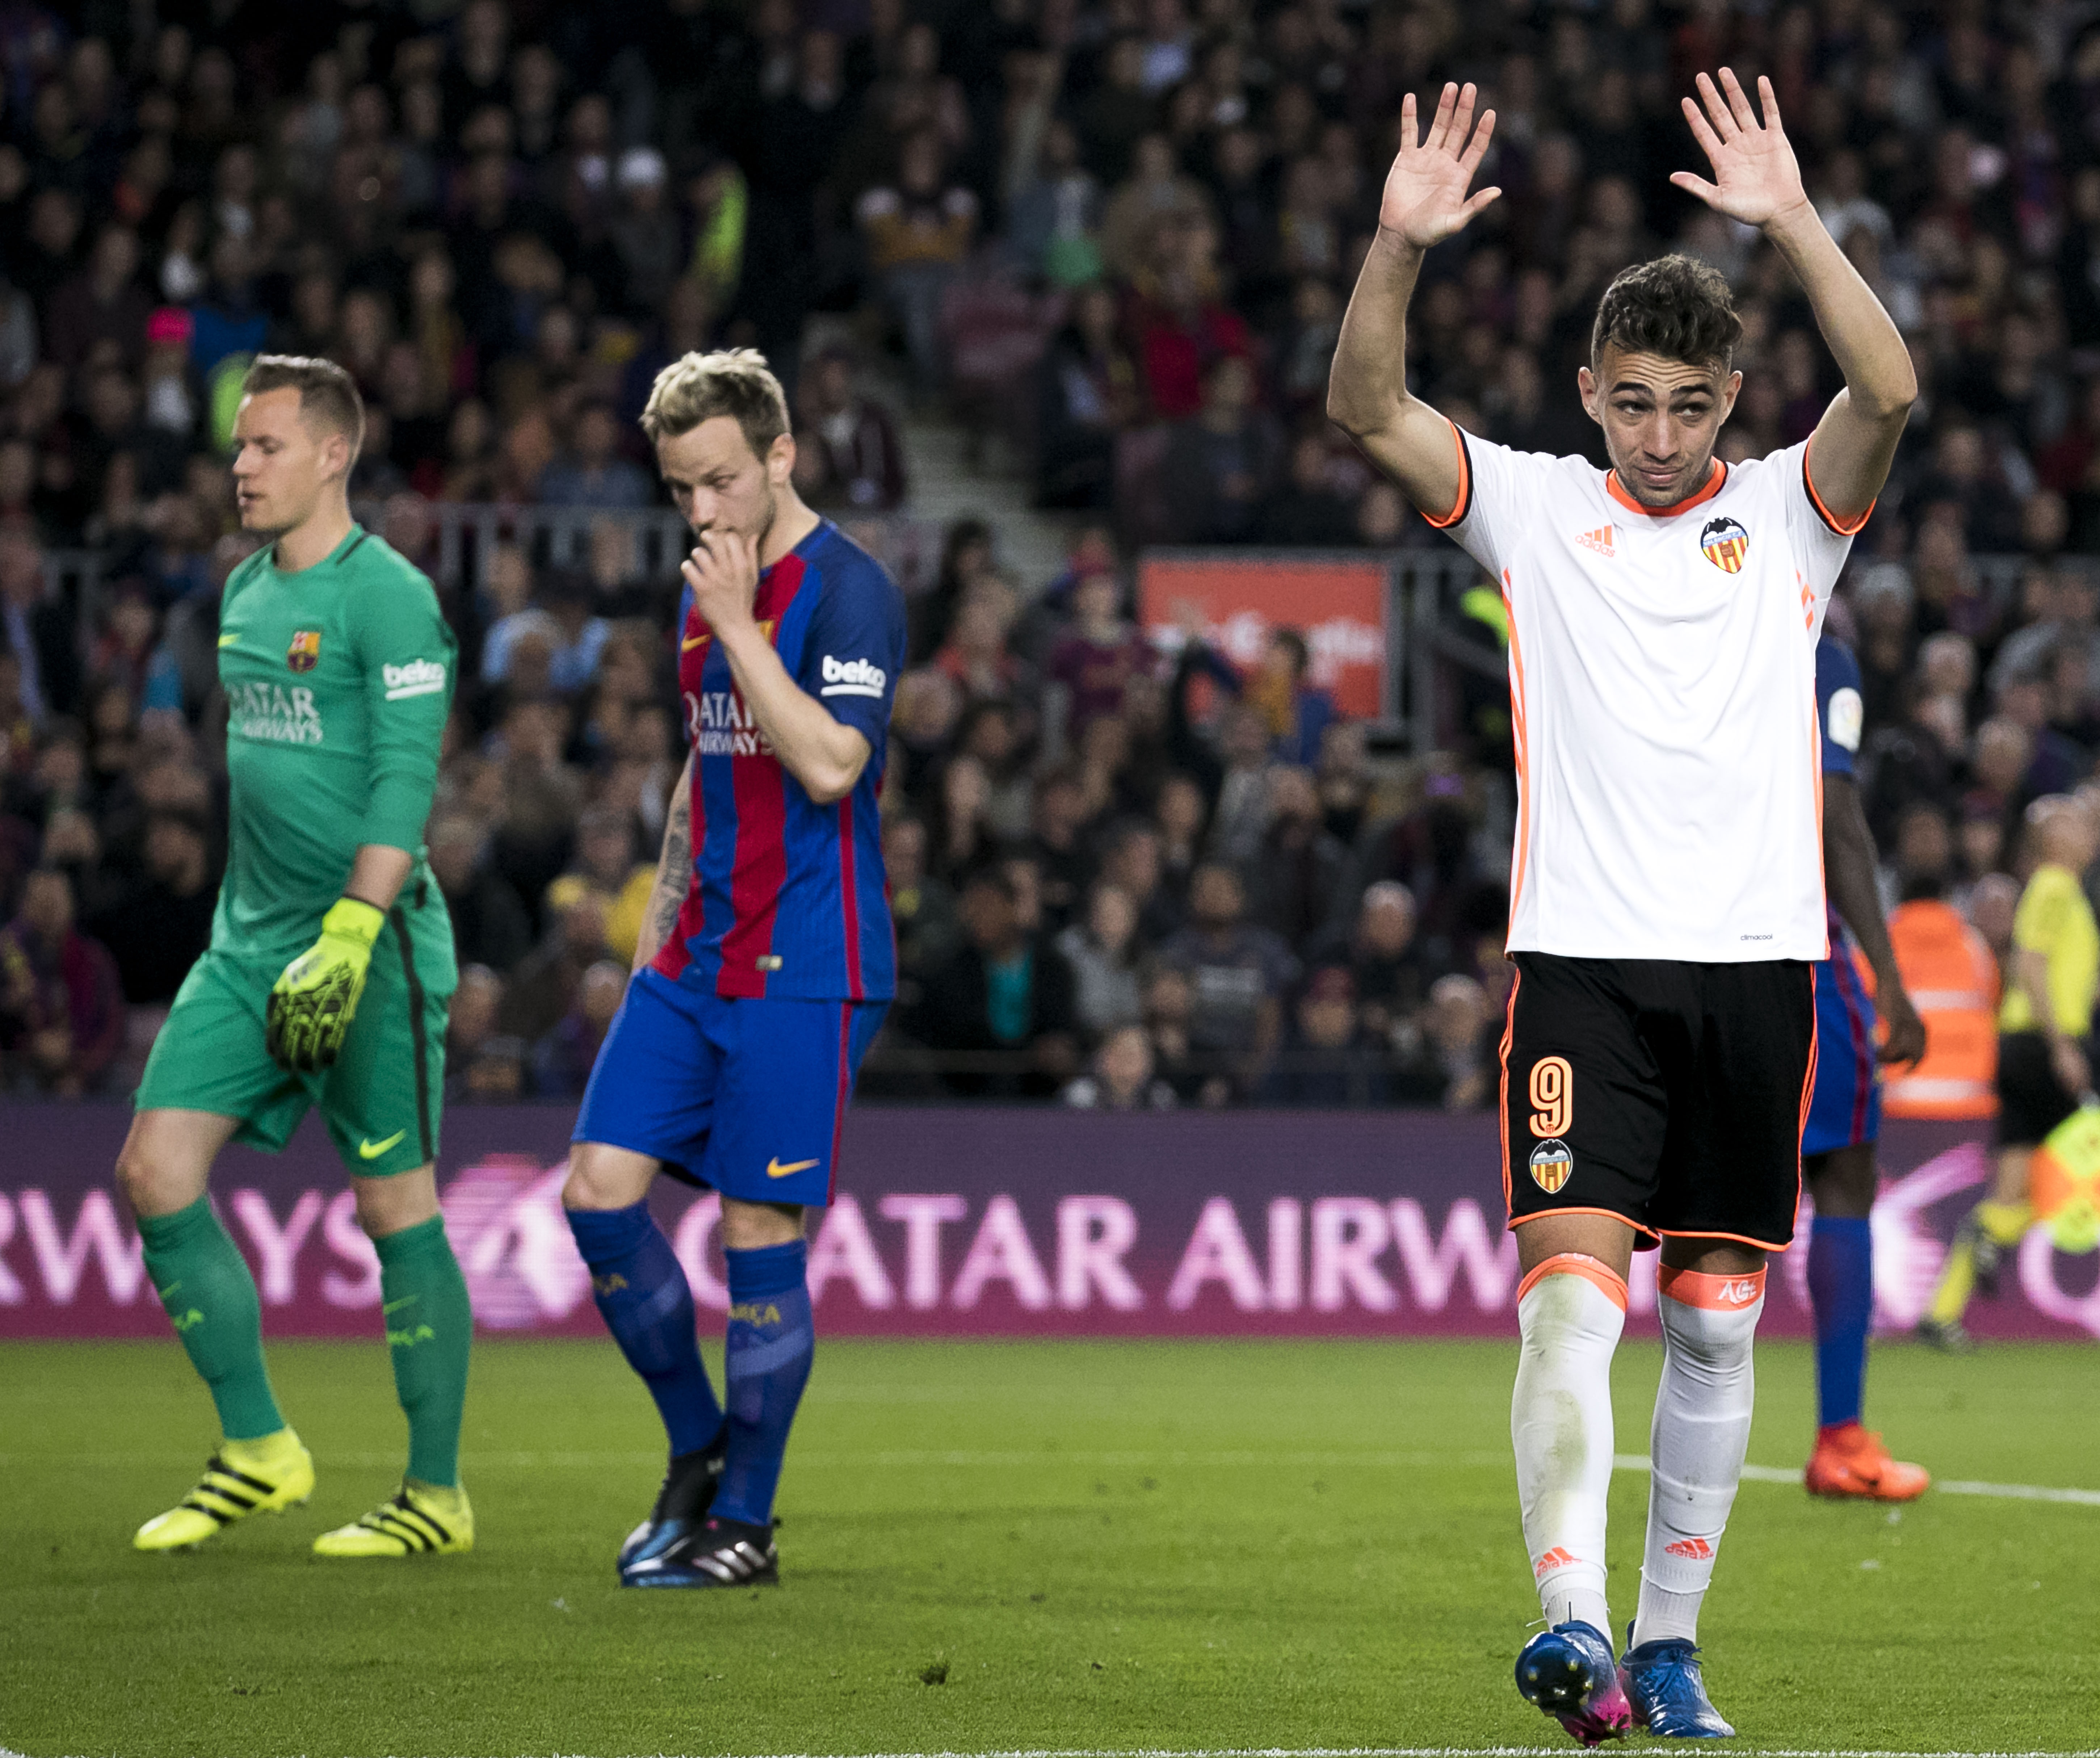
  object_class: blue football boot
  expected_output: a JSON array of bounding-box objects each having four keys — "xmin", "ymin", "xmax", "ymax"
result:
[
  {"xmin": 1620, "ymin": 1626, "xmax": 1735, "ymax": 1737},
  {"xmin": 1515, "ymin": 1621, "xmax": 1632, "ymax": 1746},
  {"xmin": 616, "ymin": 1433, "xmax": 726, "ymax": 1574},
  {"xmin": 620, "ymin": 1514, "xmax": 778, "ymax": 1587}
]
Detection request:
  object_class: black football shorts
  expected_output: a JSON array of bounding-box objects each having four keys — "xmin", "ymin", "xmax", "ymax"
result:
[
  {"xmin": 1500, "ymin": 951, "xmax": 1817, "ymax": 1251},
  {"xmin": 1994, "ymin": 1028, "xmax": 2086, "ymax": 1149}
]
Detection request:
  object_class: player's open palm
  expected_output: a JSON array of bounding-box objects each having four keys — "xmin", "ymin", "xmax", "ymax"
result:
[
  {"xmin": 1379, "ymin": 82, "xmax": 1500, "ymax": 249},
  {"xmin": 1673, "ymin": 69, "xmax": 1808, "ymax": 228}
]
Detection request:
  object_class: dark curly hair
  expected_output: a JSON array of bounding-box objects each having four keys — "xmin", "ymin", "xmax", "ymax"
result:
[{"xmin": 1589, "ymin": 254, "xmax": 1743, "ymax": 374}]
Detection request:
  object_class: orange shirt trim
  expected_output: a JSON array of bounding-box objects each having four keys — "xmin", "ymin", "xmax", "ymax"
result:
[
  {"xmin": 1604, "ymin": 458, "xmax": 1727, "ymax": 517},
  {"xmin": 1420, "ymin": 419, "xmax": 1473, "ymax": 529},
  {"xmin": 1803, "ymin": 434, "xmax": 1875, "ymax": 536}
]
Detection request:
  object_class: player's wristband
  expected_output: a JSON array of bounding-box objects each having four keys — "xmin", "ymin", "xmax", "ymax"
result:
[{"xmin": 324, "ymin": 896, "xmax": 387, "ymax": 948}]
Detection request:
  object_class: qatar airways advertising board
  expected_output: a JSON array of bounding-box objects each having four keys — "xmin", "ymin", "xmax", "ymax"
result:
[{"xmin": 0, "ymin": 1109, "xmax": 2093, "ymax": 1342}]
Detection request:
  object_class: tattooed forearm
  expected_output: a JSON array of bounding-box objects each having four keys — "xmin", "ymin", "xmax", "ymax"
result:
[{"xmin": 630, "ymin": 757, "xmax": 694, "ymax": 973}]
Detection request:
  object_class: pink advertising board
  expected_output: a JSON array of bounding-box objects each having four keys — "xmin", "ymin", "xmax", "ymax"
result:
[{"xmin": 2, "ymin": 1108, "xmax": 2095, "ymax": 1342}]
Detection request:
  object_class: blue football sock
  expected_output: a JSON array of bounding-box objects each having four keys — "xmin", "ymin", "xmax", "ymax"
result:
[
  {"xmin": 1808, "ymin": 1214, "xmax": 1873, "ymax": 1430},
  {"xmin": 566, "ymin": 1202, "xmax": 723, "ymax": 1458},
  {"xmin": 713, "ymin": 1239, "xmax": 814, "ymax": 1527}
]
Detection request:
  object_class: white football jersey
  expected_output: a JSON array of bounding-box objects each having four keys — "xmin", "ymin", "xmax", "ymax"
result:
[{"xmin": 1432, "ymin": 426, "xmax": 1864, "ymax": 963}]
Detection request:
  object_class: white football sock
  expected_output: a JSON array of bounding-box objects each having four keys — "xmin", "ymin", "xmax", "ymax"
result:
[
  {"xmin": 1633, "ymin": 1265, "xmax": 1765, "ymax": 1648},
  {"xmin": 1512, "ymin": 1254, "xmax": 1627, "ymax": 1637}
]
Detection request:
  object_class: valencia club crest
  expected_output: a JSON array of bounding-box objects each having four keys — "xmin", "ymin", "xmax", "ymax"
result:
[
  {"xmin": 287, "ymin": 629, "xmax": 322, "ymax": 672},
  {"xmin": 1700, "ymin": 516, "xmax": 1749, "ymax": 573}
]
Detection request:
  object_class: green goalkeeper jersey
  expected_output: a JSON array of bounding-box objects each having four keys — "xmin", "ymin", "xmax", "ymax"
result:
[{"xmin": 213, "ymin": 523, "xmax": 455, "ymax": 956}]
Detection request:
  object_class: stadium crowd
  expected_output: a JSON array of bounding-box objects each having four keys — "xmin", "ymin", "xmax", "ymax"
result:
[{"xmin": 0, "ymin": 0, "xmax": 2094, "ymax": 1105}]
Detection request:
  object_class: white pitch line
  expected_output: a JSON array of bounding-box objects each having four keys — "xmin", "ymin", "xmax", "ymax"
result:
[
  {"xmin": 8, "ymin": 1733, "xmax": 2087, "ymax": 1758},
  {"xmin": 714, "ymin": 1748, "xmax": 2100, "ymax": 1758},
  {"xmin": 1613, "ymin": 1454, "xmax": 2100, "ymax": 1507}
]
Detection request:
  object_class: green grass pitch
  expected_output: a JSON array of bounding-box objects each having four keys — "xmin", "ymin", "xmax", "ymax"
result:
[{"xmin": 4, "ymin": 1335, "xmax": 2100, "ymax": 1755}]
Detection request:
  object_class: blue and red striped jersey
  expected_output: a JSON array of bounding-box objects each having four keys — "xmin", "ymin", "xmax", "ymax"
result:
[{"xmin": 654, "ymin": 519, "xmax": 907, "ymax": 1001}]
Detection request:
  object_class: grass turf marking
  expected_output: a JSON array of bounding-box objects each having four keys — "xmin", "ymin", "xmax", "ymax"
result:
[
  {"xmin": 19, "ymin": 1740, "xmax": 2093, "ymax": 1755},
  {"xmin": 1612, "ymin": 1453, "xmax": 2100, "ymax": 1507}
]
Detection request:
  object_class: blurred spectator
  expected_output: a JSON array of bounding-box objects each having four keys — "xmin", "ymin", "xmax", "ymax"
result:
[
  {"xmin": 1046, "ymin": 566, "xmax": 1146, "ymax": 747},
  {"xmin": 857, "ymin": 129, "xmax": 978, "ymax": 394},
  {"xmin": 0, "ymin": 534, "xmax": 79, "ymax": 724},
  {"xmin": 537, "ymin": 402, "xmax": 652, "ymax": 509},
  {"xmin": 539, "ymin": 572, "xmax": 611, "ymax": 696},
  {"xmin": 84, "ymin": 808, "xmax": 213, "ymax": 1004},
  {"xmin": 429, "ymin": 813, "xmax": 534, "ymax": 976},
  {"xmin": 1057, "ymin": 879, "xmax": 1145, "ymax": 1038},
  {"xmin": 461, "ymin": 1033, "xmax": 529, "ymax": 1103},
  {"xmin": 501, "ymin": 886, "xmax": 610, "ymax": 1047},
  {"xmin": 1159, "ymin": 354, "xmax": 1280, "ymax": 543},
  {"xmin": 1246, "ymin": 765, "xmax": 1346, "ymax": 946},
  {"xmin": 46, "ymin": 223, "xmax": 150, "ymax": 374},
  {"xmin": 1391, "ymin": 973, "xmax": 1497, "ymax": 1111},
  {"xmin": 1035, "ymin": 282, "xmax": 1136, "ymax": 510},
  {"xmin": 1007, "ymin": 117, "xmax": 1104, "ymax": 289},
  {"xmin": 1161, "ymin": 863, "xmax": 1298, "ymax": 1096},
  {"xmin": 609, "ymin": 148, "xmax": 682, "ymax": 320},
  {"xmin": 1258, "ymin": 430, "xmax": 1359, "ymax": 546},
  {"xmin": 793, "ymin": 346, "xmax": 907, "ymax": 513},
  {"xmin": 550, "ymin": 806, "xmax": 654, "ymax": 969},
  {"xmin": 915, "ymin": 864, "xmax": 1079, "ymax": 1098},
  {"xmin": 886, "ymin": 812, "xmax": 956, "ymax": 1008},
  {"xmin": 0, "ymin": 868, "xmax": 123, "ymax": 1095},
  {"xmin": 1249, "ymin": 628, "xmax": 1337, "ymax": 765},
  {"xmin": 532, "ymin": 958, "xmax": 627, "ymax": 1098},
  {"xmin": 1336, "ymin": 881, "xmax": 1432, "ymax": 1044},
  {"xmin": 1264, "ymin": 966, "xmax": 1388, "ymax": 1107},
  {"xmin": 446, "ymin": 964, "xmax": 507, "ymax": 1102},
  {"xmin": 1061, "ymin": 1021, "xmax": 1178, "ymax": 1111}
]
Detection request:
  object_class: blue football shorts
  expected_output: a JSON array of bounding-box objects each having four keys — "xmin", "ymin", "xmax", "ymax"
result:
[
  {"xmin": 1802, "ymin": 953, "xmax": 1883, "ymax": 1158},
  {"xmin": 572, "ymin": 966, "xmax": 887, "ymax": 1206}
]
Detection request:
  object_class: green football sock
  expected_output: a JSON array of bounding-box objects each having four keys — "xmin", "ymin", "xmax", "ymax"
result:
[
  {"xmin": 374, "ymin": 1216, "xmax": 473, "ymax": 1488},
  {"xmin": 137, "ymin": 1195, "xmax": 285, "ymax": 1442}
]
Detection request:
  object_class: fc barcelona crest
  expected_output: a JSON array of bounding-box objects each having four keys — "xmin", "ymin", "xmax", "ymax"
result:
[
  {"xmin": 1700, "ymin": 516, "xmax": 1750, "ymax": 573},
  {"xmin": 286, "ymin": 629, "xmax": 322, "ymax": 672}
]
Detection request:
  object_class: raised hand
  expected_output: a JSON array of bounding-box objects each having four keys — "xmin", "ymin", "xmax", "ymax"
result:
[
  {"xmin": 1672, "ymin": 68, "xmax": 1809, "ymax": 229},
  {"xmin": 1379, "ymin": 82, "xmax": 1500, "ymax": 249}
]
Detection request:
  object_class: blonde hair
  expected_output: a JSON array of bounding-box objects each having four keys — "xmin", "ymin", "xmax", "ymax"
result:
[
  {"xmin": 639, "ymin": 347, "xmax": 789, "ymax": 457},
  {"xmin": 242, "ymin": 354, "xmax": 365, "ymax": 458}
]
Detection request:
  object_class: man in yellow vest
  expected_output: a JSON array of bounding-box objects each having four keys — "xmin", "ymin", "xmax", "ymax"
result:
[{"xmin": 1922, "ymin": 795, "xmax": 2100, "ymax": 1348}]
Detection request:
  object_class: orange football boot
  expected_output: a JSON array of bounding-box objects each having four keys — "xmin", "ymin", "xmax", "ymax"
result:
[{"xmin": 1805, "ymin": 1422, "xmax": 1930, "ymax": 1501}]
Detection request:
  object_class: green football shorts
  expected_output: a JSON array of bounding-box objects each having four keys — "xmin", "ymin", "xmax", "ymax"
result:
[{"xmin": 137, "ymin": 898, "xmax": 456, "ymax": 1178}]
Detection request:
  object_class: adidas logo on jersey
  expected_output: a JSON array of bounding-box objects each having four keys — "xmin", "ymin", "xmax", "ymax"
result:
[
  {"xmin": 1575, "ymin": 525, "xmax": 1615, "ymax": 557},
  {"xmin": 820, "ymin": 655, "xmax": 887, "ymax": 698},
  {"xmin": 382, "ymin": 658, "xmax": 448, "ymax": 701}
]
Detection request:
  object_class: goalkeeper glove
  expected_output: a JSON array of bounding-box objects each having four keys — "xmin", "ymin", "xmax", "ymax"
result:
[{"xmin": 266, "ymin": 897, "xmax": 386, "ymax": 1074}]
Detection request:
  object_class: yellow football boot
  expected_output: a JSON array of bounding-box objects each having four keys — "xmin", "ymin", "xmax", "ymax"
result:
[
  {"xmin": 134, "ymin": 1429, "xmax": 315, "ymax": 1551},
  {"xmin": 312, "ymin": 1480, "xmax": 473, "ymax": 1558}
]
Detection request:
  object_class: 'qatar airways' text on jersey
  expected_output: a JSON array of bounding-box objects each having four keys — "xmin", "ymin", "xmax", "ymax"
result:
[{"xmin": 654, "ymin": 519, "xmax": 908, "ymax": 1002}]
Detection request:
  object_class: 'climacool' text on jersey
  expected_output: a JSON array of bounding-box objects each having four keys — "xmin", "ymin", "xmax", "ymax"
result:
[
  {"xmin": 655, "ymin": 519, "xmax": 907, "ymax": 1001},
  {"xmin": 1435, "ymin": 429, "xmax": 1863, "ymax": 963}
]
